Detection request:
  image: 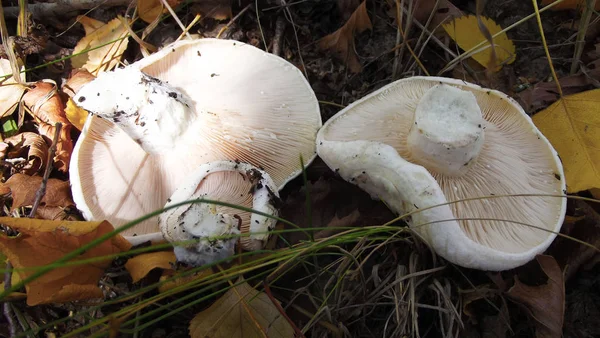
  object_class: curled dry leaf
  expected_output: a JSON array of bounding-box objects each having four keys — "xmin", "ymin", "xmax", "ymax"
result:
[
  {"xmin": 21, "ymin": 81, "xmax": 73, "ymax": 172},
  {"xmin": 506, "ymin": 255, "xmax": 564, "ymax": 338},
  {"xmin": 0, "ymin": 132, "xmax": 49, "ymax": 175},
  {"xmin": 442, "ymin": 15, "xmax": 515, "ymax": 71},
  {"xmin": 62, "ymin": 69, "xmax": 95, "ymax": 98},
  {"xmin": 189, "ymin": 277, "xmax": 294, "ymax": 338},
  {"xmin": 532, "ymin": 89, "xmax": 600, "ymax": 193},
  {"xmin": 0, "ymin": 173, "xmax": 74, "ymax": 212},
  {"xmin": 318, "ymin": 0, "xmax": 372, "ymax": 73},
  {"xmin": 124, "ymin": 250, "xmax": 176, "ymax": 283},
  {"xmin": 138, "ymin": 0, "xmax": 183, "ymax": 23},
  {"xmin": 0, "ymin": 59, "xmax": 26, "ymax": 118},
  {"xmin": 0, "ymin": 217, "xmax": 131, "ymax": 305},
  {"xmin": 71, "ymin": 15, "xmax": 130, "ymax": 75}
]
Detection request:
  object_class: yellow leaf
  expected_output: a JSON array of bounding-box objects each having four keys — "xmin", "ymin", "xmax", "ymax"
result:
[
  {"xmin": 318, "ymin": 1, "xmax": 372, "ymax": 73},
  {"xmin": 125, "ymin": 250, "xmax": 176, "ymax": 283},
  {"xmin": 0, "ymin": 217, "xmax": 131, "ymax": 305},
  {"xmin": 189, "ymin": 278, "xmax": 294, "ymax": 338},
  {"xmin": 0, "ymin": 59, "xmax": 26, "ymax": 118},
  {"xmin": 442, "ymin": 15, "xmax": 515, "ymax": 71},
  {"xmin": 532, "ymin": 89, "xmax": 600, "ymax": 193},
  {"xmin": 65, "ymin": 98, "xmax": 88, "ymax": 130},
  {"xmin": 72, "ymin": 16, "xmax": 130, "ymax": 75}
]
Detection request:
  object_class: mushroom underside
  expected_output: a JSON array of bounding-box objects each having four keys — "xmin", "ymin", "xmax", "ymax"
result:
[{"xmin": 316, "ymin": 77, "xmax": 565, "ymax": 270}]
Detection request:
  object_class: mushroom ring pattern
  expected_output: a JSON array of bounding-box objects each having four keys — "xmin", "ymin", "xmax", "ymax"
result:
[{"xmin": 316, "ymin": 77, "xmax": 566, "ymax": 271}]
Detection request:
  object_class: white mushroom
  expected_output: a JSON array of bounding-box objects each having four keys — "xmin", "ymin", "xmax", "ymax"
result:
[
  {"xmin": 316, "ymin": 77, "xmax": 566, "ymax": 271},
  {"xmin": 159, "ymin": 161, "xmax": 279, "ymax": 266},
  {"xmin": 69, "ymin": 38, "xmax": 321, "ymax": 247}
]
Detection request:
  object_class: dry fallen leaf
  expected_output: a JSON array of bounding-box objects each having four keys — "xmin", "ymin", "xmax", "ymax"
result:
[
  {"xmin": 318, "ymin": 0, "xmax": 372, "ymax": 73},
  {"xmin": 62, "ymin": 69, "xmax": 95, "ymax": 98},
  {"xmin": 0, "ymin": 173, "xmax": 74, "ymax": 212},
  {"xmin": 189, "ymin": 277, "xmax": 294, "ymax": 338},
  {"xmin": 191, "ymin": 0, "xmax": 233, "ymax": 20},
  {"xmin": 442, "ymin": 15, "xmax": 515, "ymax": 70},
  {"xmin": 125, "ymin": 250, "xmax": 176, "ymax": 283},
  {"xmin": 21, "ymin": 81, "xmax": 73, "ymax": 172},
  {"xmin": 138, "ymin": 0, "xmax": 182, "ymax": 23},
  {"xmin": 72, "ymin": 15, "xmax": 129, "ymax": 75},
  {"xmin": 278, "ymin": 176, "xmax": 394, "ymax": 245},
  {"xmin": 0, "ymin": 132, "xmax": 49, "ymax": 175},
  {"xmin": 0, "ymin": 59, "xmax": 26, "ymax": 118},
  {"xmin": 506, "ymin": 255, "xmax": 564, "ymax": 338},
  {"xmin": 532, "ymin": 89, "xmax": 600, "ymax": 193},
  {"xmin": 64, "ymin": 98, "xmax": 88, "ymax": 130},
  {"xmin": 0, "ymin": 217, "xmax": 131, "ymax": 305},
  {"xmin": 541, "ymin": 0, "xmax": 600, "ymax": 11}
]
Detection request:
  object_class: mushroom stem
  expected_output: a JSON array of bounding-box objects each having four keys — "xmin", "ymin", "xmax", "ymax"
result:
[
  {"xmin": 407, "ymin": 84, "xmax": 485, "ymax": 176},
  {"xmin": 317, "ymin": 139, "xmax": 554, "ymax": 271},
  {"xmin": 73, "ymin": 67, "xmax": 196, "ymax": 155},
  {"xmin": 159, "ymin": 161, "xmax": 279, "ymax": 266}
]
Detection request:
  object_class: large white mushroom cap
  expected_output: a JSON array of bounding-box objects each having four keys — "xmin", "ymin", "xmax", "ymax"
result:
[
  {"xmin": 316, "ymin": 76, "xmax": 566, "ymax": 271},
  {"xmin": 70, "ymin": 38, "xmax": 321, "ymax": 244}
]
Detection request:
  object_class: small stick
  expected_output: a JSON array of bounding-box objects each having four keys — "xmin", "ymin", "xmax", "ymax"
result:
[
  {"xmin": 29, "ymin": 122, "xmax": 62, "ymax": 218},
  {"xmin": 271, "ymin": 15, "xmax": 286, "ymax": 57},
  {"xmin": 3, "ymin": 262, "xmax": 16, "ymax": 338},
  {"xmin": 216, "ymin": 4, "xmax": 253, "ymax": 39}
]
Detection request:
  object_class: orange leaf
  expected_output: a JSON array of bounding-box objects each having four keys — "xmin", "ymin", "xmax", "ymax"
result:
[
  {"xmin": 507, "ymin": 255, "xmax": 565, "ymax": 338},
  {"xmin": 0, "ymin": 217, "xmax": 131, "ymax": 305},
  {"xmin": 125, "ymin": 250, "xmax": 176, "ymax": 283},
  {"xmin": 0, "ymin": 173, "xmax": 74, "ymax": 212},
  {"xmin": 21, "ymin": 81, "xmax": 73, "ymax": 172},
  {"xmin": 62, "ymin": 69, "xmax": 95, "ymax": 98},
  {"xmin": 318, "ymin": 1, "xmax": 372, "ymax": 73}
]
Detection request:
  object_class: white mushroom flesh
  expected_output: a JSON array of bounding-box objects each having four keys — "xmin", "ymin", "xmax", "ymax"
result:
[
  {"xmin": 159, "ymin": 161, "xmax": 280, "ymax": 266},
  {"xmin": 317, "ymin": 77, "xmax": 565, "ymax": 270},
  {"xmin": 407, "ymin": 84, "xmax": 485, "ymax": 176},
  {"xmin": 69, "ymin": 39, "xmax": 321, "ymax": 240}
]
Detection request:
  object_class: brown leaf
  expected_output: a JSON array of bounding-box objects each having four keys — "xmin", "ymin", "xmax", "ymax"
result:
[
  {"xmin": 138, "ymin": 0, "xmax": 183, "ymax": 24},
  {"xmin": 0, "ymin": 217, "xmax": 131, "ymax": 305},
  {"xmin": 189, "ymin": 277, "xmax": 294, "ymax": 338},
  {"xmin": 158, "ymin": 268, "xmax": 213, "ymax": 293},
  {"xmin": 0, "ymin": 173, "xmax": 74, "ymax": 212},
  {"xmin": 21, "ymin": 81, "xmax": 73, "ymax": 172},
  {"xmin": 506, "ymin": 255, "xmax": 565, "ymax": 338},
  {"xmin": 191, "ymin": 0, "xmax": 232, "ymax": 21},
  {"xmin": 278, "ymin": 177, "xmax": 394, "ymax": 246},
  {"xmin": 125, "ymin": 251, "xmax": 176, "ymax": 283},
  {"xmin": 61, "ymin": 69, "xmax": 95, "ymax": 98},
  {"xmin": 35, "ymin": 206, "xmax": 77, "ymax": 221},
  {"xmin": 516, "ymin": 70, "xmax": 600, "ymax": 112},
  {"xmin": 318, "ymin": 1, "xmax": 372, "ymax": 73},
  {"xmin": 0, "ymin": 132, "xmax": 49, "ymax": 175}
]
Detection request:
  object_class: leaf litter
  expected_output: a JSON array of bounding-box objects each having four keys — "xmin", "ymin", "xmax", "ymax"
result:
[{"xmin": 0, "ymin": 0, "xmax": 598, "ymax": 337}]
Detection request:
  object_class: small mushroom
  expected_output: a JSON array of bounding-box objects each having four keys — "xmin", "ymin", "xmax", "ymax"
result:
[
  {"xmin": 316, "ymin": 77, "xmax": 566, "ymax": 271},
  {"xmin": 70, "ymin": 38, "xmax": 321, "ymax": 246},
  {"xmin": 159, "ymin": 161, "xmax": 279, "ymax": 266}
]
